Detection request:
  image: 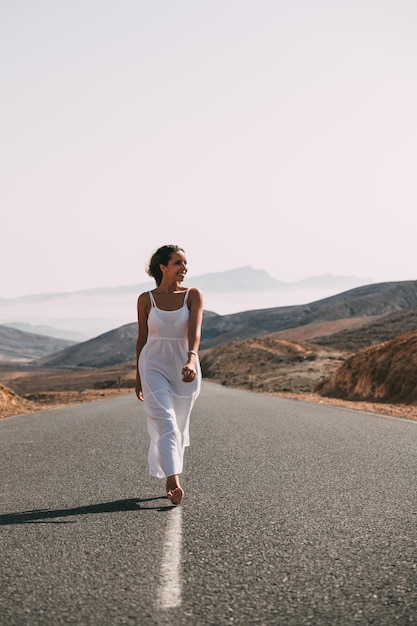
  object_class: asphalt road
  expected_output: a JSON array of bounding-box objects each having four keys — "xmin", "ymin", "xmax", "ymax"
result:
[{"xmin": 1, "ymin": 382, "xmax": 416, "ymax": 626}]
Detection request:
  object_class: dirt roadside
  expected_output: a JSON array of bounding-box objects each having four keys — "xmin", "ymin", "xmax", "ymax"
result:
[
  {"xmin": 274, "ymin": 391, "xmax": 417, "ymax": 422},
  {"xmin": 0, "ymin": 388, "xmax": 132, "ymax": 419},
  {"xmin": 1, "ymin": 385, "xmax": 416, "ymax": 422}
]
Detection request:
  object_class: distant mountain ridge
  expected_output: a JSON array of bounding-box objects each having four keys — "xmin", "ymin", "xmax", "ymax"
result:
[
  {"xmin": 33, "ymin": 279, "xmax": 417, "ymax": 369},
  {"xmin": 200, "ymin": 280, "xmax": 417, "ymax": 348},
  {"xmin": 1, "ymin": 267, "xmax": 372, "ymax": 300},
  {"xmin": 0, "ymin": 267, "xmax": 373, "ymax": 340},
  {"xmin": 3, "ymin": 322, "xmax": 86, "ymax": 342}
]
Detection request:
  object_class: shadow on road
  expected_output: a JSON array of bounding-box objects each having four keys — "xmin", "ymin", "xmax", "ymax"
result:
[{"xmin": 0, "ymin": 497, "xmax": 174, "ymax": 525}]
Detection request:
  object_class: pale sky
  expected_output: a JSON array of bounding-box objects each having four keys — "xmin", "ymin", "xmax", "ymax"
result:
[{"xmin": 2, "ymin": 0, "xmax": 417, "ymax": 299}]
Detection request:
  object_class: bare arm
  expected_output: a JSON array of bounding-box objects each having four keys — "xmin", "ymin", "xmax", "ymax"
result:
[
  {"xmin": 182, "ymin": 288, "xmax": 203, "ymax": 382},
  {"xmin": 135, "ymin": 292, "xmax": 150, "ymax": 401}
]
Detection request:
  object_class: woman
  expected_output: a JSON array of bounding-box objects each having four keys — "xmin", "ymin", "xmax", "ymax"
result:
[{"xmin": 135, "ymin": 245, "xmax": 203, "ymax": 505}]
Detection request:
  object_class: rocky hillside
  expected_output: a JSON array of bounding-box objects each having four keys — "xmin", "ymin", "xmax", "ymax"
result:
[
  {"xmin": 200, "ymin": 336, "xmax": 347, "ymax": 394},
  {"xmin": 316, "ymin": 331, "xmax": 417, "ymax": 404},
  {"xmin": 3, "ymin": 279, "xmax": 416, "ymax": 405},
  {"xmin": 36, "ymin": 323, "xmax": 136, "ymax": 369},
  {"xmin": 310, "ymin": 304, "xmax": 417, "ymax": 352},
  {"xmin": 201, "ymin": 280, "xmax": 417, "ymax": 348},
  {"xmin": 0, "ymin": 383, "xmax": 35, "ymax": 418},
  {"xmin": 34, "ymin": 280, "xmax": 417, "ymax": 369},
  {"xmin": 0, "ymin": 325, "xmax": 76, "ymax": 363},
  {"xmin": 36, "ymin": 312, "xmax": 219, "ymax": 369}
]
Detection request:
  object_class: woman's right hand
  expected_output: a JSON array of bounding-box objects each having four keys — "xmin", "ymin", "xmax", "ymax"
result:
[{"xmin": 135, "ymin": 383, "xmax": 144, "ymax": 402}]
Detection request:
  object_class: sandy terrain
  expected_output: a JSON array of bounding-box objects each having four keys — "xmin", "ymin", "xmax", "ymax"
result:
[
  {"xmin": 1, "ymin": 381, "xmax": 416, "ymax": 423},
  {"xmin": 0, "ymin": 385, "xmax": 133, "ymax": 419},
  {"xmin": 1, "ymin": 334, "xmax": 417, "ymax": 422},
  {"xmin": 275, "ymin": 391, "xmax": 417, "ymax": 422}
]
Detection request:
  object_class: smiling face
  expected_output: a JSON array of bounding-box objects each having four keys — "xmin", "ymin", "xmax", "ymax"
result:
[{"xmin": 161, "ymin": 251, "xmax": 188, "ymax": 283}]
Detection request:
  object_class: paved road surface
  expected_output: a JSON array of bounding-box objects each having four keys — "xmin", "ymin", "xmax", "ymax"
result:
[{"xmin": 1, "ymin": 382, "xmax": 416, "ymax": 625}]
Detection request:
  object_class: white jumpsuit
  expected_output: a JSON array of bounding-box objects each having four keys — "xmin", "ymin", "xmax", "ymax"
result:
[{"xmin": 138, "ymin": 290, "xmax": 201, "ymax": 478}]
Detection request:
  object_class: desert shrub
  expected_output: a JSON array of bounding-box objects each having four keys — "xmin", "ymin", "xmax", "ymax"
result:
[
  {"xmin": 120, "ymin": 379, "xmax": 136, "ymax": 388},
  {"xmin": 93, "ymin": 380, "xmax": 118, "ymax": 389}
]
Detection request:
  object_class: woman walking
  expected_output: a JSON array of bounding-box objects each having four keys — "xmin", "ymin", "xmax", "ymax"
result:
[{"xmin": 135, "ymin": 245, "xmax": 203, "ymax": 505}]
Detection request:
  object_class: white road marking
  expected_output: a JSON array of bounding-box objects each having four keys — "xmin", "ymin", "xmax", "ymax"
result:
[{"xmin": 157, "ymin": 506, "xmax": 183, "ymax": 609}]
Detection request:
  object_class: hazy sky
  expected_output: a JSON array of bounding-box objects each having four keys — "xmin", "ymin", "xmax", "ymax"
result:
[{"xmin": 2, "ymin": 0, "xmax": 416, "ymax": 298}]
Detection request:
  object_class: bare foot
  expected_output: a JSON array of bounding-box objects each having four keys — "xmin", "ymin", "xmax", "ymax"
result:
[{"xmin": 167, "ymin": 486, "xmax": 184, "ymax": 506}]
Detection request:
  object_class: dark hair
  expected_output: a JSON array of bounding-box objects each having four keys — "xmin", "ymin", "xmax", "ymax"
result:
[{"xmin": 146, "ymin": 244, "xmax": 185, "ymax": 286}]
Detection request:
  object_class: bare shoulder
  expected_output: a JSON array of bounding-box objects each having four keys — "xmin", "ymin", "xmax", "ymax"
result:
[
  {"xmin": 137, "ymin": 291, "xmax": 151, "ymax": 310},
  {"xmin": 187, "ymin": 287, "xmax": 203, "ymax": 306}
]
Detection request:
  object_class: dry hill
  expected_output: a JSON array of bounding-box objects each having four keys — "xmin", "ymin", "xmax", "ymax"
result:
[
  {"xmin": 310, "ymin": 304, "xmax": 417, "ymax": 352},
  {"xmin": 201, "ymin": 280, "xmax": 417, "ymax": 348},
  {"xmin": 200, "ymin": 337, "xmax": 347, "ymax": 394},
  {"xmin": 316, "ymin": 330, "xmax": 417, "ymax": 404},
  {"xmin": 33, "ymin": 280, "xmax": 417, "ymax": 369},
  {"xmin": 2, "ymin": 279, "xmax": 417, "ymax": 418},
  {"xmin": 36, "ymin": 323, "xmax": 136, "ymax": 368},
  {"xmin": 0, "ymin": 325, "xmax": 76, "ymax": 363},
  {"xmin": 0, "ymin": 383, "xmax": 36, "ymax": 418}
]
